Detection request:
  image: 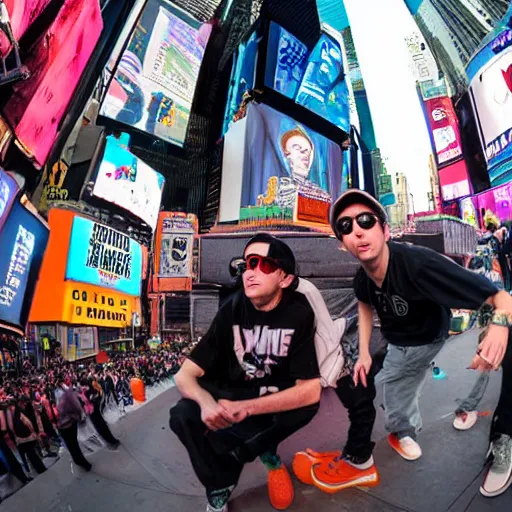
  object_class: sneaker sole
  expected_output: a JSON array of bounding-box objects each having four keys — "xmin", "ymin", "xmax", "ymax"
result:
[
  {"xmin": 292, "ymin": 451, "xmax": 341, "ymax": 485},
  {"xmin": 480, "ymin": 470, "xmax": 512, "ymax": 497},
  {"xmin": 388, "ymin": 436, "xmax": 421, "ymax": 461},
  {"xmin": 311, "ymin": 470, "xmax": 380, "ymax": 494}
]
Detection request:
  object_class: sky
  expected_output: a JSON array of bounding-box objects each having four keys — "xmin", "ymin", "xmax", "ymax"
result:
[{"xmin": 341, "ymin": 0, "xmax": 435, "ymax": 213}]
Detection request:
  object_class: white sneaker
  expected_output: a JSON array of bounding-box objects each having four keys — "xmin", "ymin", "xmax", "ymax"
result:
[
  {"xmin": 388, "ymin": 434, "xmax": 422, "ymax": 461},
  {"xmin": 480, "ymin": 434, "xmax": 512, "ymax": 497},
  {"xmin": 453, "ymin": 411, "xmax": 478, "ymax": 431},
  {"xmin": 206, "ymin": 504, "xmax": 228, "ymax": 512}
]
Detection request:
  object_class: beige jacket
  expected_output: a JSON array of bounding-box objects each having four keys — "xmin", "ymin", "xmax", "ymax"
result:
[{"xmin": 296, "ymin": 278, "xmax": 347, "ymax": 388}]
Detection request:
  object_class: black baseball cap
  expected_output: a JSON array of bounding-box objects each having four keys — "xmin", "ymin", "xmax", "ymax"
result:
[
  {"xmin": 330, "ymin": 189, "xmax": 387, "ymax": 240},
  {"xmin": 244, "ymin": 233, "xmax": 296, "ymax": 275}
]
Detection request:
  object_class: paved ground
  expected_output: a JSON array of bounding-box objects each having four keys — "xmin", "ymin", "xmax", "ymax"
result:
[{"xmin": 3, "ymin": 329, "xmax": 512, "ymax": 511}]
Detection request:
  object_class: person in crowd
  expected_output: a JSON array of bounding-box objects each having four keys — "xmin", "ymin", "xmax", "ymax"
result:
[
  {"xmin": 325, "ymin": 188, "xmax": 511, "ymax": 498},
  {"xmin": 55, "ymin": 378, "xmax": 92, "ymax": 472},
  {"xmin": 170, "ymin": 234, "xmax": 321, "ymax": 512}
]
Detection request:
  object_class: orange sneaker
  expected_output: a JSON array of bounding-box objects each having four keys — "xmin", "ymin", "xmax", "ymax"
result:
[
  {"xmin": 311, "ymin": 456, "xmax": 380, "ymax": 494},
  {"xmin": 292, "ymin": 449, "xmax": 342, "ymax": 485},
  {"xmin": 387, "ymin": 434, "xmax": 422, "ymax": 461},
  {"xmin": 268, "ymin": 465, "xmax": 294, "ymax": 510}
]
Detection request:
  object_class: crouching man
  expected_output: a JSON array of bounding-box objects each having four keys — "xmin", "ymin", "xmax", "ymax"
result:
[{"xmin": 170, "ymin": 234, "xmax": 321, "ymax": 511}]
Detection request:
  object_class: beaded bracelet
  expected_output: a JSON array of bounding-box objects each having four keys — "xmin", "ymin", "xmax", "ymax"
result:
[{"xmin": 490, "ymin": 311, "xmax": 512, "ymax": 328}]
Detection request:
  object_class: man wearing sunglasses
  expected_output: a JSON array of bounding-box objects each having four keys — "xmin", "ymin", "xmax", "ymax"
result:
[
  {"xmin": 314, "ymin": 188, "xmax": 512, "ymax": 498},
  {"xmin": 170, "ymin": 233, "xmax": 321, "ymax": 512}
]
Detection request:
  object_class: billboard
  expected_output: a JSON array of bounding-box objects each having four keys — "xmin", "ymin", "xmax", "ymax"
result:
[
  {"xmin": 220, "ymin": 103, "xmax": 343, "ymax": 225},
  {"xmin": 424, "ymin": 96, "xmax": 463, "ymax": 166},
  {"xmin": 470, "ymin": 47, "xmax": 512, "ymax": 185},
  {"xmin": 99, "ymin": 0, "xmax": 212, "ymax": 147},
  {"xmin": 0, "ymin": 201, "xmax": 49, "ymax": 331},
  {"xmin": 438, "ymin": 159, "xmax": 471, "ymax": 201},
  {"xmin": 1, "ymin": 0, "xmax": 103, "ymax": 167},
  {"xmin": 223, "ymin": 30, "xmax": 259, "ymax": 135},
  {"xmin": 92, "ymin": 136, "xmax": 165, "ymax": 231},
  {"xmin": 66, "ymin": 217, "xmax": 142, "ymax": 296},
  {"xmin": 158, "ymin": 213, "xmax": 196, "ymax": 277},
  {"xmin": 0, "ymin": 168, "xmax": 18, "ymax": 231}
]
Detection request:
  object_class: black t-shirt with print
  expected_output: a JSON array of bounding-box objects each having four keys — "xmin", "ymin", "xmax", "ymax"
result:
[
  {"xmin": 189, "ymin": 290, "xmax": 320, "ymax": 395},
  {"xmin": 354, "ymin": 241, "xmax": 499, "ymax": 346}
]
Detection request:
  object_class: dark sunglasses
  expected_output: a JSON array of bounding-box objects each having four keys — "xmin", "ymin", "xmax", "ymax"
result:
[
  {"xmin": 230, "ymin": 254, "xmax": 282, "ymax": 276},
  {"xmin": 336, "ymin": 212, "xmax": 380, "ymax": 236}
]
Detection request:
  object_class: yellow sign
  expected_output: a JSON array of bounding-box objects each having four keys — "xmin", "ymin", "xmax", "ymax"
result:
[{"xmin": 64, "ymin": 283, "xmax": 136, "ymax": 328}]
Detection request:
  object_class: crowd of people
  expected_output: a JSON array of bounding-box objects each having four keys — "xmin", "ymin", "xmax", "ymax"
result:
[{"xmin": 0, "ymin": 338, "xmax": 195, "ymax": 499}]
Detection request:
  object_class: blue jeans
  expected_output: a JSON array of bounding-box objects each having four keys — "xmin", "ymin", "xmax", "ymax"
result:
[{"xmin": 378, "ymin": 341, "xmax": 445, "ymax": 440}]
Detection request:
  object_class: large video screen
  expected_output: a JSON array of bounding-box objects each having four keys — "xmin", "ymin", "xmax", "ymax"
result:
[
  {"xmin": 92, "ymin": 136, "xmax": 165, "ymax": 231},
  {"xmin": 240, "ymin": 102, "xmax": 342, "ymax": 223},
  {"xmin": 0, "ymin": 201, "xmax": 49, "ymax": 330},
  {"xmin": 264, "ymin": 24, "xmax": 350, "ymax": 133},
  {"xmin": 264, "ymin": 22, "xmax": 309, "ymax": 100},
  {"xmin": 0, "ymin": 168, "xmax": 18, "ymax": 231},
  {"xmin": 66, "ymin": 216, "xmax": 142, "ymax": 296},
  {"xmin": 470, "ymin": 47, "xmax": 512, "ymax": 185},
  {"xmin": 223, "ymin": 30, "xmax": 259, "ymax": 135},
  {"xmin": 99, "ymin": 0, "xmax": 212, "ymax": 147}
]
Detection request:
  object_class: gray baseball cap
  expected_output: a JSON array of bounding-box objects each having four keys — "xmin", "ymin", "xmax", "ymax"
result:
[{"xmin": 330, "ymin": 189, "xmax": 387, "ymax": 240}]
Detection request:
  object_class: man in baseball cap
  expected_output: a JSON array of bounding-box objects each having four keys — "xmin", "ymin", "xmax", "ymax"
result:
[{"xmin": 310, "ymin": 188, "xmax": 512, "ymax": 499}]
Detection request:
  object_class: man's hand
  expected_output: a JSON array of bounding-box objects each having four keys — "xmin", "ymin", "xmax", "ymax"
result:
[
  {"xmin": 469, "ymin": 324, "xmax": 508, "ymax": 371},
  {"xmin": 353, "ymin": 353, "xmax": 372, "ymax": 387},
  {"xmin": 218, "ymin": 399, "xmax": 250, "ymax": 424},
  {"xmin": 200, "ymin": 399, "xmax": 233, "ymax": 431}
]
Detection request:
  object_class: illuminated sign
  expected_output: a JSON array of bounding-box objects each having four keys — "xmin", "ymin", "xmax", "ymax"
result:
[
  {"xmin": 66, "ymin": 216, "xmax": 142, "ymax": 296},
  {"xmin": 0, "ymin": 168, "xmax": 18, "ymax": 231},
  {"xmin": 492, "ymin": 29, "xmax": 512, "ymax": 55},
  {"xmin": 159, "ymin": 213, "xmax": 196, "ymax": 277},
  {"xmin": 92, "ymin": 136, "xmax": 165, "ymax": 231},
  {"xmin": 0, "ymin": 201, "xmax": 49, "ymax": 329}
]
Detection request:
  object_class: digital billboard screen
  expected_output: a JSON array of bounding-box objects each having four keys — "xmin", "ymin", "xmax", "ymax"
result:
[
  {"xmin": 0, "ymin": 168, "xmax": 18, "ymax": 231},
  {"xmin": 223, "ymin": 30, "xmax": 259, "ymax": 135},
  {"xmin": 470, "ymin": 47, "xmax": 512, "ymax": 185},
  {"xmin": 0, "ymin": 201, "xmax": 49, "ymax": 330},
  {"xmin": 99, "ymin": 0, "xmax": 212, "ymax": 147},
  {"xmin": 65, "ymin": 216, "xmax": 143, "ymax": 297},
  {"xmin": 92, "ymin": 136, "xmax": 165, "ymax": 231}
]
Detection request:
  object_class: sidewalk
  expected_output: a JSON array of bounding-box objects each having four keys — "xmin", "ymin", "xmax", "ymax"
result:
[{"xmin": 2, "ymin": 329, "xmax": 511, "ymax": 511}]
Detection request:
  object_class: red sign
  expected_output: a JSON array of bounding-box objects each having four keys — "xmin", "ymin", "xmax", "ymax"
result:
[{"xmin": 425, "ymin": 97, "xmax": 462, "ymax": 167}]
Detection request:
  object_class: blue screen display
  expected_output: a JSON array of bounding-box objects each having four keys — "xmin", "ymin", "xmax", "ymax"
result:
[
  {"xmin": 65, "ymin": 216, "xmax": 142, "ymax": 296},
  {"xmin": 264, "ymin": 22, "xmax": 309, "ymax": 100},
  {"xmin": 0, "ymin": 168, "xmax": 18, "ymax": 232},
  {"xmin": 223, "ymin": 31, "xmax": 259, "ymax": 135},
  {"xmin": 296, "ymin": 34, "xmax": 351, "ymax": 133},
  {"xmin": 0, "ymin": 201, "xmax": 49, "ymax": 328}
]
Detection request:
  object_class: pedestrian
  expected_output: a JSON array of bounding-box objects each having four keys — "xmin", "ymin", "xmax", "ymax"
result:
[
  {"xmin": 327, "ymin": 188, "xmax": 512, "ymax": 498},
  {"xmin": 170, "ymin": 233, "xmax": 321, "ymax": 511}
]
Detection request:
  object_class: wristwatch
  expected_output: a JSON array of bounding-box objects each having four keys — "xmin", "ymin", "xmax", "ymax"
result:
[{"xmin": 490, "ymin": 310, "xmax": 512, "ymax": 328}]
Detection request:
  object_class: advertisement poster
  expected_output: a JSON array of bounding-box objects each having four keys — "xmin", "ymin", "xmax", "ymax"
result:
[
  {"xmin": 470, "ymin": 47, "xmax": 512, "ymax": 184},
  {"xmin": 0, "ymin": 201, "xmax": 49, "ymax": 330},
  {"xmin": 1, "ymin": 0, "xmax": 102, "ymax": 167},
  {"xmin": 223, "ymin": 30, "xmax": 259, "ymax": 135},
  {"xmin": 0, "ymin": 168, "xmax": 18, "ymax": 231},
  {"xmin": 159, "ymin": 213, "xmax": 196, "ymax": 277},
  {"xmin": 99, "ymin": 0, "xmax": 211, "ymax": 147},
  {"xmin": 240, "ymin": 103, "xmax": 342, "ymax": 223},
  {"xmin": 424, "ymin": 96, "xmax": 463, "ymax": 166},
  {"xmin": 265, "ymin": 22, "xmax": 309, "ymax": 100},
  {"xmin": 66, "ymin": 216, "xmax": 142, "ymax": 296},
  {"xmin": 93, "ymin": 136, "xmax": 165, "ymax": 231},
  {"xmin": 295, "ymin": 34, "xmax": 350, "ymax": 133}
]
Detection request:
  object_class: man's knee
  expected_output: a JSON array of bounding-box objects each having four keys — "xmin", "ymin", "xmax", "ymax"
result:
[{"xmin": 169, "ymin": 399, "xmax": 201, "ymax": 435}]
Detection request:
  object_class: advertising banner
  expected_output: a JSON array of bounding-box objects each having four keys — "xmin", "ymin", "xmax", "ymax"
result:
[
  {"xmin": 92, "ymin": 136, "xmax": 165, "ymax": 231},
  {"xmin": 438, "ymin": 159, "xmax": 471, "ymax": 201},
  {"xmin": 1, "ymin": 0, "xmax": 103, "ymax": 167},
  {"xmin": 66, "ymin": 216, "xmax": 142, "ymax": 296},
  {"xmin": 99, "ymin": 0, "xmax": 211, "ymax": 147},
  {"xmin": 0, "ymin": 201, "xmax": 49, "ymax": 331},
  {"xmin": 158, "ymin": 213, "xmax": 196, "ymax": 277},
  {"xmin": 424, "ymin": 96, "xmax": 463, "ymax": 166},
  {"xmin": 240, "ymin": 103, "xmax": 342, "ymax": 224},
  {"xmin": 0, "ymin": 168, "xmax": 18, "ymax": 231},
  {"xmin": 470, "ymin": 47, "xmax": 512, "ymax": 184}
]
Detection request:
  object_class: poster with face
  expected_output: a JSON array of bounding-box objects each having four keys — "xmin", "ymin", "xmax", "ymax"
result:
[
  {"xmin": 240, "ymin": 103, "xmax": 342, "ymax": 224},
  {"xmin": 158, "ymin": 214, "xmax": 196, "ymax": 277}
]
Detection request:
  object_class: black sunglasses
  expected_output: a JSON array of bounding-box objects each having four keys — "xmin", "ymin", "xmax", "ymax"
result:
[{"xmin": 336, "ymin": 212, "xmax": 381, "ymax": 236}]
